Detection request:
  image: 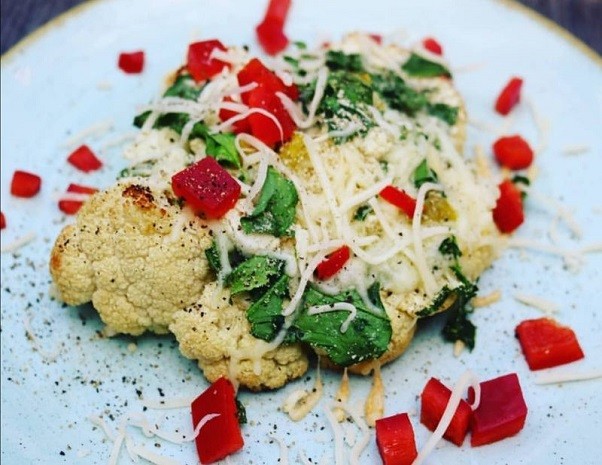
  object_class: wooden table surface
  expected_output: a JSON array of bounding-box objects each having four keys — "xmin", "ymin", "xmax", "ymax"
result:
[{"xmin": 1, "ymin": 0, "xmax": 601, "ymax": 56}]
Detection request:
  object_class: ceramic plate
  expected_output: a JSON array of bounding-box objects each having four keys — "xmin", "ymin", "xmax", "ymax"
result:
[{"xmin": 1, "ymin": 0, "xmax": 601, "ymax": 464}]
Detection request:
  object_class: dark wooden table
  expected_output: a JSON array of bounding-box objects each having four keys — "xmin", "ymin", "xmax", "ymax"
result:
[{"xmin": 1, "ymin": 0, "xmax": 601, "ymax": 56}]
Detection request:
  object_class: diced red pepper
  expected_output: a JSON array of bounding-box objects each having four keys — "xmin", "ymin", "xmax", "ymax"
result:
[
  {"xmin": 315, "ymin": 245, "xmax": 351, "ymax": 280},
  {"xmin": 58, "ymin": 183, "xmax": 99, "ymax": 215},
  {"xmin": 380, "ymin": 185, "xmax": 417, "ymax": 218},
  {"xmin": 375, "ymin": 413, "xmax": 418, "ymax": 465},
  {"xmin": 0, "ymin": 212, "xmax": 6, "ymax": 230},
  {"xmin": 495, "ymin": 77, "xmax": 523, "ymax": 116},
  {"xmin": 492, "ymin": 180, "xmax": 524, "ymax": 233},
  {"xmin": 369, "ymin": 33, "xmax": 383, "ymax": 44},
  {"xmin": 118, "ymin": 50, "xmax": 145, "ymax": 74},
  {"xmin": 255, "ymin": 0, "xmax": 292, "ymax": 55},
  {"xmin": 469, "ymin": 373, "xmax": 528, "ymax": 447},
  {"xmin": 219, "ymin": 97, "xmax": 251, "ymax": 134},
  {"xmin": 187, "ymin": 40, "xmax": 230, "ymax": 82},
  {"xmin": 67, "ymin": 145, "xmax": 103, "ymax": 173},
  {"xmin": 515, "ymin": 317, "xmax": 585, "ymax": 370},
  {"xmin": 171, "ymin": 156, "xmax": 241, "ymax": 219},
  {"xmin": 422, "ymin": 37, "xmax": 443, "ymax": 55},
  {"xmin": 247, "ymin": 87, "xmax": 296, "ymax": 147},
  {"xmin": 191, "ymin": 377, "xmax": 244, "ymax": 464},
  {"xmin": 493, "ymin": 135, "xmax": 534, "ymax": 170},
  {"xmin": 237, "ymin": 58, "xmax": 299, "ymax": 103},
  {"xmin": 420, "ymin": 377, "xmax": 472, "ymax": 446},
  {"xmin": 10, "ymin": 170, "xmax": 41, "ymax": 198}
]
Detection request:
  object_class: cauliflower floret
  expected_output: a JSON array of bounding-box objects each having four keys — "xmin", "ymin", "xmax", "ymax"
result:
[
  {"xmin": 50, "ymin": 182, "xmax": 212, "ymax": 335},
  {"xmin": 170, "ymin": 282, "xmax": 309, "ymax": 391}
]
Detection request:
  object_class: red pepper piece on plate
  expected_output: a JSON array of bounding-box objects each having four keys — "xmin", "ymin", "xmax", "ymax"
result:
[
  {"xmin": 515, "ymin": 317, "xmax": 585, "ymax": 370},
  {"xmin": 171, "ymin": 156, "xmax": 241, "ymax": 219},
  {"xmin": 380, "ymin": 185, "xmax": 417, "ymax": 219},
  {"xmin": 493, "ymin": 135, "xmax": 534, "ymax": 170},
  {"xmin": 256, "ymin": 0, "xmax": 292, "ymax": 55},
  {"xmin": 492, "ymin": 180, "xmax": 524, "ymax": 233},
  {"xmin": 375, "ymin": 412, "xmax": 418, "ymax": 465},
  {"xmin": 495, "ymin": 77, "xmax": 523, "ymax": 115},
  {"xmin": 246, "ymin": 86, "xmax": 296, "ymax": 147},
  {"xmin": 219, "ymin": 97, "xmax": 251, "ymax": 134},
  {"xmin": 67, "ymin": 145, "xmax": 103, "ymax": 172},
  {"xmin": 191, "ymin": 377, "xmax": 244, "ymax": 464},
  {"xmin": 237, "ymin": 58, "xmax": 298, "ymax": 103},
  {"xmin": 58, "ymin": 183, "xmax": 99, "ymax": 215},
  {"xmin": 369, "ymin": 33, "xmax": 383, "ymax": 44},
  {"xmin": 0, "ymin": 212, "xmax": 6, "ymax": 230},
  {"xmin": 469, "ymin": 373, "xmax": 528, "ymax": 447},
  {"xmin": 118, "ymin": 51, "xmax": 145, "ymax": 74},
  {"xmin": 422, "ymin": 37, "xmax": 443, "ymax": 55},
  {"xmin": 187, "ymin": 40, "xmax": 230, "ymax": 82},
  {"xmin": 315, "ymin": 245, "xmax": 351, "ymax": 280},
  {"xmin": 420, "ymin": 377, "xmax": 472, "ymax": 446},
  {"xmin": 10, "ymin": 170, "xmax": 42, "ymax": 198}
]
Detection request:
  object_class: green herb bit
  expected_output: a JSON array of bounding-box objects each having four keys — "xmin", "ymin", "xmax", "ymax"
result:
[
  {"xmin": 246, "ymin": 274, "xmax": 289, "ymax": 342},
  {"xmin": 290, "ymin": 283, "xmax": 392, "ymax": 366},
  {"xmin": 189, "ymin": 123, "xmax": 241, "ymax": 169},
  {"xmin": 439, "ymin": 236, "xmax": 462, "ymax": 259},
  {"xmin": 353, "ymin": 204, "xmax": 373, "ymax": 221},
  {"xmin": 163, "ymin": 74, "xmax": 203, "ymax": 100},
  {"xmin": 241, "ymin": 167, "xmax": 299, "ymax": 237},
  {"xmin": 427, "ymin": 103, "xmax": 459, "ymax": 125},
  {"xmin": 235, "ymin": 399, "xmax": 247, "ymax": 424},
  {"xmin": 371, "ymin": 71, "xmax": 429, "ymax": 116},
  {"xmin": 413, "ymin": 159, "xmax": 439, "ymax": 188},
  {"xmin": 293, "ymin": 41, "xmax": 307, "ymax": 50},
  {"xmin": 226, "ymin": 255, "xmax": 285, "ymax": 295},
  {"xmin": 401, "ymin": 53, "xmax": 452, "ymax": 78},
  {"xmin": 325, "ymin": 50, "xmax": 365, "ymax": 72}
]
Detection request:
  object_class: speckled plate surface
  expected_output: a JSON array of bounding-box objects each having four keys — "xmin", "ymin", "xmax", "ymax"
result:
[{"xmin": 1, "ymin": 0, "xmax": 601, "ymax": 464}]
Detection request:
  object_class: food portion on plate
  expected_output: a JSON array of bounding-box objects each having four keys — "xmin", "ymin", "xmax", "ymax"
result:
[{"xmin": 49, "ymin": 32, "xmax": 505, "ymax": 391}]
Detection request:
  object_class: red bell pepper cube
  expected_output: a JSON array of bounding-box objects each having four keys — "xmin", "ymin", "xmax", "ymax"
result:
[
  {"xmin": 492, "ymin": 180, "xmax": 524, "ymax": 233},
  {"xmin": 171, "ymin": 156, "xmax": 241, "ymax": 219},
  {"xmin": 375, "ymin": 413, "xmax": 418, "ymax": 465},
  {"xmin": 191, "ymin": 377, "xmax": 244, "ymax": 464},
  {"xmin": 219, "ymin": 97, "xmax": 251, "ymax": 134},
  {"xmin": 369, "ymin": 33, "xmax": 383, "ymax": 44},
  {"xmin": 187, "ymin": 40, "xmax": 230, "ymax": 82},
  {"xmin": 0, "ymin": 212, "xmax": 6, "ymax": 230},
  {"xmin": 493, "ymin": 135, "xmax": 534, "ymax": 170},
  {"xmin": 495, "ymin": 77, "xmax": 523, "ymax": 116},
  {"xmin": 10, "ymin": 170, "xmax": 41, "ymax": 198},
  {"xmin": 420, "ymin": 377, "xmax": 472, "ymax": 446},
  {"xmin": 515, "ymin": 317, "xmax": 585, "ymax": 370},
  {"xmin": 67, "ymin": 145, "xmax": 103, "ymax": 172},
  {"xmin": 246, "ymin": 87, "xmax": 296, "ymax": 147},
  {"xmin": 118, "ymin": 51, "xmax": 145, "ymax": 74},
  {"xmin": 58, "ymin": 183, "xmax": 98, "ymax": 215},
  {"xmin": 255, "ymin": 0, "xmax": 292, "ymax": 56},
  {"xmin": 380, "ymin": 185, "xmax": 417, "ymax": 219},
  {"xmin": 469, "ymin": 373, "xmax": 528, "ymax": 447},
  {"xmin": 237, "ymin": 58, "xmax": 298, "ymax": 103},
  {"xmin": 422, "ymin": 37, "xmax": 443, "ymax": 55},
  {"xmin": 315, "ymin": 245, "xmax": 351, "ymax": 280}
]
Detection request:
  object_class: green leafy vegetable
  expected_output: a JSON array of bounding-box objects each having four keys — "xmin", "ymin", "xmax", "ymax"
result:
[
  {"xmin": 353, "ymin": 204, "xmax": 373, "ymax": 221},
  {"xmin": 290, "ymin": 283, "xmax": 392, "ymax": 366},
  {"xmin": 325, "ymin": 50, "xmax": 364, "ymax": 72},
  {"xmin": 226, "ymin": 255, "xmax": 285, "ymax": 295},
  {"xmin": 442, "ymin": 302, "xmax": 476, "ymax": 350},
  {"xmin": 163, "ymin": 74, "xmax": 203, "ymax": 100},
  {"xmin": 427, "ymin": 103, "xmax": 459, "ymax": 125},
  {"xmin": 246, "ymin": 274, "xmax": 289, "ymax": 341},
  {"xmin": 371, "ymin": 71, "xmax": 429, "ymax": 116},
  {"xmin": 189, "ymin": 123, "xmax": 241, "ymax": 169},
  {"xmin": 241, "ymin": 167, "xmax": 299, "ymax": 237},
  {"xmin": 235, "ymin": 399, "xmax": 247, "ymax": 425},
  {"xmin": 439, "ymin": 236, "xmax": 462, "ymax": 259},
  {"xmin": 402, "ymin": 53, "xmax": 452, "ymax": 78},
  {"xmin": 413, "ymin": 159, "xmax": 439, "ymax": 188}
]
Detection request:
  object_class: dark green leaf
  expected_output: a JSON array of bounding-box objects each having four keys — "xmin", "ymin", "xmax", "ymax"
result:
[
  {"xmin": 205, "ymin": 242, "xmax": 222, "ymax": 275},
  {"xmin": 442, "ymin": 306, "xmax": 476, "ymax": 350},
  {"xmin": 246, "ymin": 274, "xmax": 289, "ymax": 341},
  {"xmin": 353, "ymin": 205, "xmax": 373, "ymax": 221},
  {"xmin": 204, "ymin": 131, "xmax": 241, "ymax": 169},
  {"xmin": 241, "ymin": 167, "xmax": 299, "ymax": 237},
  {"xmin": 371, "ymin": 71, "xmax": 429, "ymax": 116},
  {"xmin": 235, "ymin": 399, "xmax": 247, "ymax": 424},
  {"xmin": 402, "ymin": 53, "xmax": 452, "ymax": 78},
  {"xmin": 325, "ymin": 50, "xmax": 364, "ymax": 72},
  {"xmin": 226, "ymin": 255, "xmax": 285, "ymax": 295},
  {"xmin": 291, "ymin": 283, "xmax": 392, "ymax": 366},
  {"xmin": 416, "ymin": 265, "xmax": 477, "ymax": 318},
  {"xmin": 413, "ymin": 159, "xmax": 439, "ymax": 188},
  {"xmin": 439, "ymin": 236, "xmax": 462, "ymax": 259},
  {"xmin": 427, "ymin": 103, "xmax": 459, "ymax": 125},
  {"xmin": 163, "ymin": 74, "xmax": 202, "ymax": 100}
]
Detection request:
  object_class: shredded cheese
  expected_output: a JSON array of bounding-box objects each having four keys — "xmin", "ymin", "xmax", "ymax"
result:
[
  {"xmin": 514, "ymin": 292, "xmax": 560, "ymax": 314},
  {"xmin": 282, "ymin": 363, "xmax": 323, "ymax": 421},
  {"xmin": 364, "ymin": 363, "xmax": 384, "ymax": 427},
  {"xmin": 1, "ymin": 231, "xmax": 37, "ymax": 253},
  {"xmin": 61, "ymin": 119, "xmax": 114, "ymax": 149},
  {"xmin": 472, "ymin": 289, "xmax": 502, "ymax": 308},
  {"xmin": 534, "ymin": 368, "xmax": 602, "ymax": 385}
]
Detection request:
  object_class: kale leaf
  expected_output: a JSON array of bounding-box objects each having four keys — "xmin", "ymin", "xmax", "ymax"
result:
[
  {"xmin": 290, "ymin": 283, "xmax": 392, "ymax": 366},
  {"xmin": 189, "ymin": 123, "xmax": 241, "ymax": 169},
  {"xmin": 438, "ymin": 235, "xmax": 462, "ymax": 259},
  {"xmin": 246, "ymin": 274, "xmax": 289, "ymax": 341},
  {"xmin": 402, "ymin": 53, "xmax": 452, "ymax": 78},
  {"xmin": 371, "ymin": 71, "xmax": 428, "ymax": 115},
  {"xmin": 413, "ymin": 159, "xmax": 439, "ymax": 188},
  {"xmin": 241, "ymin": 166, "xmax": 299, "ymax": 237},
  {"xmin": 226, "ymin": 255, "xmax": 285, "ymax": 295},
  {"xmin": 325, "ymin": 50, "xmax": 365, "ymax": 72},
  {"xmin": 427, "ymin": 103, "xmax": 459, "ymax": 125},
  {"xmin": 353, "ymin": 204, "xmax": 373, "ymax": 221}
]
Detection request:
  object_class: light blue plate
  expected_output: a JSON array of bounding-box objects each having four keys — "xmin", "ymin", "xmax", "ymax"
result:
[{"xmin": 2, "ymin": 1, "xmax": 601, "ymax": 464}]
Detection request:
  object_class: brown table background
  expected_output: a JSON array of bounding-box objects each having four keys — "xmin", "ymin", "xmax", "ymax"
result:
[{"xmin": 1, "ymin": 0, "xmax": 601, "ymax": 55}]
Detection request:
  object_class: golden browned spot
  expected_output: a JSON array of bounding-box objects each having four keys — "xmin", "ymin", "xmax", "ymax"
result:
[
  {"xmin": 122, "ymin": 185, "xmax": 155, "ymax": 209},
  {"xmin": 279, "ymin": 133, "xmax": 311, "ymax": 173},
  {"xmin": 423, "ymin": 191, "xmax": 457, "ymax": 223}
]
